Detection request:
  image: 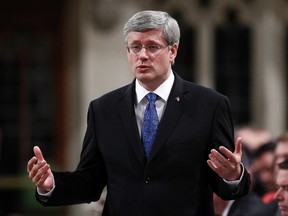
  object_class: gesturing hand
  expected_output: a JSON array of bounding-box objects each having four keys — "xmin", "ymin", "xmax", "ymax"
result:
[
  {"xmin": 27, "ymin": 146, "xmax": 54, "ymax": 193},
  {"xmin": 207, "ymin": 137, "xmax": 242, "ymax": 181}
]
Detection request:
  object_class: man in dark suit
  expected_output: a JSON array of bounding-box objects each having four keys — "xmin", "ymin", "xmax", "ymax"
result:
[{"xmin": 27, "ymin": 10, "xmax": 250, "ymax": 215}]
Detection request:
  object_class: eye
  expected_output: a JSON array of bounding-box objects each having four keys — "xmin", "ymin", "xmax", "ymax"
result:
[
  {"xmin": 147, "ymin": 45, "xmax": 161, "ymax": 53},
  {"xmin": 130, "ymin": 45, "xmax": 142, "ymax": 53}
]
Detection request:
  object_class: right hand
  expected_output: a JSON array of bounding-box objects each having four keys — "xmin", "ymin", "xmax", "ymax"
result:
[{"xmin": 27, "ymin": 146, "xmax": 54, "ymax": 193}]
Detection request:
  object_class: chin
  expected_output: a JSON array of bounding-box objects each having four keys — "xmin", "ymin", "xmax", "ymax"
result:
[{"xmin": 137, "ymin": 73, "xmax": 153, "ymax": 81}]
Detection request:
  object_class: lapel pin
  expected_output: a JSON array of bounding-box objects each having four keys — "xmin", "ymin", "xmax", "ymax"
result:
[{"xmin": 175, "ymin": 97, "xmax": 180, "ymax": 102}]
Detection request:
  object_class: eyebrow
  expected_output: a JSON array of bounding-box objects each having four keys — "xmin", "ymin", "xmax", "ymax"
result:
[{"xmin": 130, "ymin": 40, "xmax": 162, "ymax": 44}]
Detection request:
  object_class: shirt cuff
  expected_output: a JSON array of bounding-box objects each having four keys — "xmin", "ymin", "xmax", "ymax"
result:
[
  {"xmin": 37, "ymin": 185, "xmax": 55, "ymax": 197},
  {"xmin": 37, "ymin": 174, "xmax": 55, "ymax": 197},
  {"xmin": 223, "ymin": 162, "xmax": 244, "ymax": 187}
]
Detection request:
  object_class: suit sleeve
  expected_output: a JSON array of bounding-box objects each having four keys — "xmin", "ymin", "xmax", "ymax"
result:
[
  {"xmin": 36, "ymin": 102, "xmax": 107, "ymax": 206},
  {"xmin": 207, "ymin": 96, "xmax": 250, "ymax": 200}
]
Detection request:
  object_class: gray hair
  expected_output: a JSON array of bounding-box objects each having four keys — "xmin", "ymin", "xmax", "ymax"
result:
[{"xmin": 123, "ymin": 10, "xmax": 180, "ymax": 46}]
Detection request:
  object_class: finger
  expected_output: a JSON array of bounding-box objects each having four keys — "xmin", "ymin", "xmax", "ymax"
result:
[
  {"xmin": 207, "ymin": 159, "xmax": 214, "ymax": 167},
  {"xmin": 207, "ymin": 159, "xmax": 225, "ymax": 177},
  {"xmin": 210, "ymin": 149, "xmax": 227, "ymax": 164},
  {"xmin": 36, "ymin": 171, "xmax": 50, "ymax": 187},
  {"xmin": 219, "ymin": 148, "xmax": 241, "ymax": 166},
  {"xmin": 208, "ymin": 156, "xmax": 222, "ymax": 169},
  {"xmin": 234, "ymin": 137, "xmax": 242, "ymax": 155},
  {"xmin": 33, "ymin": 146, "xmax": 45, "ymax": 162},
  {"xmin": 32, "ymin": 163, "xmax": 50, "ymax": 184},
  {"xmin": 219, "ymin": 140, "xmax": 242, "ymax": 161},
  {"xmin": 207, "ymin": 159, "xmax": 218, "ymax": 171},
  {"xmin": 27, "ymin": 156, "xmax": 37, "ymax": 173},
  {"xmin": 29, "ymin": 161, "xmax": 46, "ymax": 180},
  {"xmin": 218, "ymin": 146, "xmax": 234, "ymax": 161}
]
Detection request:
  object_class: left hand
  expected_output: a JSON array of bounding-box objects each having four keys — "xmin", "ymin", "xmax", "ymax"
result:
[{"xmin": 207, "ymin": 137, "xmax": 242, "ymax": 181}]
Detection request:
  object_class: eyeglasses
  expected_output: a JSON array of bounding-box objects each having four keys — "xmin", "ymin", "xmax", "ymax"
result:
[{"xmin": 127, "ymin": 44, "xmax": 168, "ymax": 56}]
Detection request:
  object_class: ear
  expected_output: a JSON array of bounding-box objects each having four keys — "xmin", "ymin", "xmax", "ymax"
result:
[{"xmin": 169, "ymin": 43, "xmax": 178, "ymax": 63}]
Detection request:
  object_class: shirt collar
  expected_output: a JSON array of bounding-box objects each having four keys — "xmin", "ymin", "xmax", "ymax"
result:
[{"xmin": 135, "ymin": 70, "xmax": 175, "ymax": 104}]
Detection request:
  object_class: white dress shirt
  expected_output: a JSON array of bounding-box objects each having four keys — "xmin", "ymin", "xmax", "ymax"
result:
[
  {"xmin": 134, "ymin": 70, "xmax": 174, "ymax": 136},
  {"xmin": 222, "ymin": 200, "xmax": 234, "ymax": 216}
]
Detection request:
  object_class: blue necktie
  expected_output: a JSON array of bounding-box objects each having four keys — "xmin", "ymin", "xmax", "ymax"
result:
[{"xmin": 141, "ymin": 93, "xmax": 159, "ymax": 159}]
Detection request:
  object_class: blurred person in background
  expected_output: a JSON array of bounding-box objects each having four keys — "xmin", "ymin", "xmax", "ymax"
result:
[
  {"xmin": 274, "ymin": 159, "xmax": 288, "ymax": 216},
  {"xmin": 251, "ymin": 141, "xmax": 276, "ymax": 204},
  {"xmin": 266, "ymin": 131, "xmax": 288, "ymax": 215},
  {"xmin": 274, "ymin": 132, "xmax": 288, "ymax": 175},
  {"xmin": 250, "ymin": 132, "xmax": 288, "ymax": 215},
  {"xmin": 213, "ymin": 191, "xmax": 271, "ymax": 216},
  {"xmin": 236, "ymin": 126, "xmax": 272, "ymax": 157},
  {"xmin": 235, "ymin": 126, "xmax": 273, "ymax": 193}
]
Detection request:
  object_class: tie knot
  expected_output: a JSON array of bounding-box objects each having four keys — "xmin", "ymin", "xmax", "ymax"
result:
[{"xmin": 146, "ymin": 93, "xmax": 157, "ymax": 103}]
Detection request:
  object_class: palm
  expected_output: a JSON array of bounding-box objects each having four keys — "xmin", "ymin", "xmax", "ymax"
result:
[
  {"xmin": 41, "ymin": 170, "xmax": 54, "ymax": 190},
  {"xmin": 207, "ymin": 137, "xmax": 243, "ymax": 180}
]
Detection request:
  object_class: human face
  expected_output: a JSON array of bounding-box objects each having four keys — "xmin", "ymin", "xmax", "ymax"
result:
[
  {"xmin": 252, "ymin": 152, "xmax": 275, "ymax": 191},
  {"xmin": 275, "ymin": 142, "xmax": 288, "ymax": 166},
  {"xmin": 274, "ymin": 169, "xmax": 288, "ymax": 216},
  {"xmin": 274, "ymin": 142, "xmax": 288, "ymax": 179},
  {"xmin": 126, "ymin": 29, "xmax": 178, "ymax": 91}
]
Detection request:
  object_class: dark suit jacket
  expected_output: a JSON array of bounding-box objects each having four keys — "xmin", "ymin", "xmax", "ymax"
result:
[{"xmin": 37, "ymin": 73, "xmax": 250, "ymax": 216}]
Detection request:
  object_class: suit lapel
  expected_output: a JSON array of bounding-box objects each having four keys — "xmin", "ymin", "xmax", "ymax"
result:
[
  {"xmin": 148, "ymin": 74, "xmax": 189, "ymax": 162},
  {"xmin": 117, "ymin": 75, "xmax": 190, "ymax": 165},
  {"xmin": 118, "ymin": 81, "xmax": 146, "ymax": 165}
]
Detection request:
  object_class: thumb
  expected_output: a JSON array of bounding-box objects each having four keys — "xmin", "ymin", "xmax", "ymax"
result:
[
  {"xmin": 234, "ymin": 137, "xmax": 242, "ymax": 155},
  {"xmin": 33, "ymin": 146, "xmax": 45, "ymax": 162}
]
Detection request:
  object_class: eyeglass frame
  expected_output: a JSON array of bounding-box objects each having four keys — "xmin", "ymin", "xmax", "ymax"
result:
[{"xmin": 126, "ymin": 43, "xmax": 170, "ymax": 56}]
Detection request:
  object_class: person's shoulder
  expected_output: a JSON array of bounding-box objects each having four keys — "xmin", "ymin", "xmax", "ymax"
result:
[
  {"xmin": 180, "ymin": 78, "xmax": 227, "ymax": 100},
  {"xmin": 91, "ymin": 83, "xmax": 133, "ymax": 105}
]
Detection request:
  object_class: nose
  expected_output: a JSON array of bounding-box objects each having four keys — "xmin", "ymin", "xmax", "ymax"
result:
[
  {"xmin": 274, "ymin": 188, "xmax": 284, "ymax": 201},
  {"xmin": 138, "ymin": 47, "xmax": 149, "ymax": 59}
]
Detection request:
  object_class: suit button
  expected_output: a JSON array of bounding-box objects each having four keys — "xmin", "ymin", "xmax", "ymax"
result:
[{"xmin": 144, "ymin": 177, "xmax": 151, "ymax": 184}]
